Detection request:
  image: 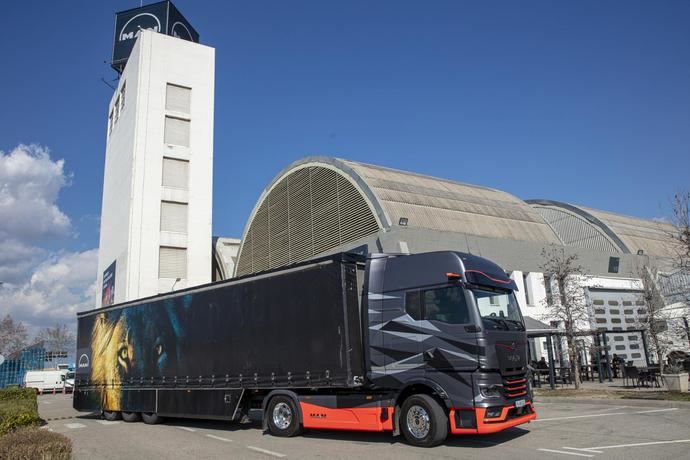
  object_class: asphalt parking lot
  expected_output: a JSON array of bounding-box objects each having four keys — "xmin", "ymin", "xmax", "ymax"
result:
[{"xmin": 39, "ymin": 394, "xmax": 690, "ymax": 459}]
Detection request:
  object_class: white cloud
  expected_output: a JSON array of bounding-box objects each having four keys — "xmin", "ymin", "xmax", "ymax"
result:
[
  {"xmin": 0, "ymin": 144, "xmax": 72, "ymax": 243},
  {"xmin": 0, "ymin": 249, "xmax": 98, "ymax": 333},
  {"xmin": 0, "ymin": 144, "xmax": 95, "ymax": 335}
]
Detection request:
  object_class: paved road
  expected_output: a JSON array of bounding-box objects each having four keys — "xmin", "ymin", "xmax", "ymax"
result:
[{"xmin": 39, "ymin": 395, "xmax": 690, "ymax": 459}]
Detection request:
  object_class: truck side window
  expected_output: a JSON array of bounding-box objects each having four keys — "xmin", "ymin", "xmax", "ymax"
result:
[
  {"xmin": 405, "ymin": 291, "xmax": 422, "ymax": 320},
  {"xmin": 423, "ymin": 286, "xmax": 469, "ymax": 324}
]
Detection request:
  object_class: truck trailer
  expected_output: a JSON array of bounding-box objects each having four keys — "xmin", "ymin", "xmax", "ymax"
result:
[{"xmin": 74, "ymin": 251, "xmax": 535, "ymax": 447}]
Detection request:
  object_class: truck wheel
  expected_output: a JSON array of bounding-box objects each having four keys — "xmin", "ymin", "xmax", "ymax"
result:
[
  {"xmin": 266, "ymin": 396, "xmax": 303, "ymax": 437},
  {"xmin": 400, "ymin": 394, "xmax": 448, "ymax": 447},
  {"xmin": 121, "ymin": 411, "xmax": 141, "ymax": 423},
  {"xmin": 141, "ymin": 412, "xmax": 162, "ymax": 425},
  {"xmin": 103, "ymin": 411, "xmax": 121, "ymax": 421}
]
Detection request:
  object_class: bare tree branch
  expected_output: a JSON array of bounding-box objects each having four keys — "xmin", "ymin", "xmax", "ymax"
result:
[
  {"xmin": 539, "ymin": 247, "xmax": 591, "ymax": 390},
  {"xmin": 0, "ymin": 314, "xmax": 29, "ymax": 356}
]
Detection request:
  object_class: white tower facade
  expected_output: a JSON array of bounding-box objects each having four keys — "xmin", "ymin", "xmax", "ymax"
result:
[{"xmin": 96, "ymin": 29, "xmax": 215, "ymax": 308}]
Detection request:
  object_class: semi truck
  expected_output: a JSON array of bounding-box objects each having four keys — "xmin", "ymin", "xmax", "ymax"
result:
[{"xmin": 74, "ymin": 251, "xmax": 535, "ymax": 447}]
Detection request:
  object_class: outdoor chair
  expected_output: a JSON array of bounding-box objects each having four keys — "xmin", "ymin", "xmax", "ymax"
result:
[{"xmin": 623, "ymin": 366, "xmax": 640, "ymax": 388}]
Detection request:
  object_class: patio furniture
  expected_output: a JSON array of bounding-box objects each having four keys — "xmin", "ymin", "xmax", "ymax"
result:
[{"xmin": 623, "ymin": 366, "xmax": 641, "ymax": 388}]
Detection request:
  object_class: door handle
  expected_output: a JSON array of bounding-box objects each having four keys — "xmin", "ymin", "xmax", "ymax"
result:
[{"xmin": 423, "ymin": 349, "xmax": 435, "ymax": 362}]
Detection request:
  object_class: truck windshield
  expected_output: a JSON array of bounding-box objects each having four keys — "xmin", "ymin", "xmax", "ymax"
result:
[{"xmin": 472, "ymin": 288, "xmax": 524, "ymax": 331}]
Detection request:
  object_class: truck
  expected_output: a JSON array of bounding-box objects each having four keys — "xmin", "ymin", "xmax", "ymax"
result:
[
  {"xmin": 25, "ymin": 369, "xmax": 75, "ymax": 393},
  {"xmin": 74, "ymin": 251, "xmax": 535, "ymax": 447}
]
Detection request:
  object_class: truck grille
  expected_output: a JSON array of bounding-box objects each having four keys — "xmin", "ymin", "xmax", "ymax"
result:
[{"xmin": 503, "ymin": 375, "xmax": 528, "ymax": 398}]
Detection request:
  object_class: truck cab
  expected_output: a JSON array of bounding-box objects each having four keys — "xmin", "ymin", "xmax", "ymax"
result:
[{"xmin": 366, "ymin": 251, "xmax": 535, "ymax": 442}]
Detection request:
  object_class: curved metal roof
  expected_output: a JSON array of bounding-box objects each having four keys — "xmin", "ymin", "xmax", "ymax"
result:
[
  {"xmin": 527, "ymin": 199, "xmax": 678, "ymax": 258},
  {"xmin": 342, "ymin": 159, "xmax": 562, "ymax": 244},
  {"xmin": 235, "ymin": 157, "xmax": 562, "ymax": 276}
]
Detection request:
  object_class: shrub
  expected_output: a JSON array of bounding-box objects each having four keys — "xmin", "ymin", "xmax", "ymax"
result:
[
  {"xmin": 0, "ymin": 387, "xmax": 37, "ymax": 402},
  {"xmin": 0, "ymin": 427, "xmax": 72, "ymax": 460},
  {"xmin": 0, "ymin": 388, "xmax": 40, "ymax": 435}
]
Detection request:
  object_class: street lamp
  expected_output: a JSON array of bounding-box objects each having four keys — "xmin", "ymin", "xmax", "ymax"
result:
[{"xmin": 171, "ymin": 278, "xmax": 181, "ymax": 291}]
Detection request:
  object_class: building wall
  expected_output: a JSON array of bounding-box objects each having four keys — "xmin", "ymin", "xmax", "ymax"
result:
[{"xmin": 96, "ymin": 30, "xmax": 214, "ymax": 307}]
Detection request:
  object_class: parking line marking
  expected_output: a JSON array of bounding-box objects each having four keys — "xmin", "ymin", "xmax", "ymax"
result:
[
  {"xmin": 176, "ymin": 426, "xmax": 197, "ymax": 432},
  {"xmin": 96, "ymin": 420, "xmax": 120, "ymax": 425},
  {"xmin": 562, "ymin": 447, "xmax": 603, "ymax": 454},
  {"xmin": 206, "ymin": 434, "xmax": 232, "ymax": 442},
  {"xmin": 247, "ymin": 446, "xmax": 286, "ymax": 458},
  {"xmin": 538, "ymin": 448, "xmax": 593, "ymax": 457},
  {"xmin": 65, "ymin": 423, "xmax": 86, "ymax": 429},
  {"xmin": 585, "ymin": 438, "xmax": 690, "ymax": 450},
  {"xmin": 535, "ymin": 412, "xmax": 629, "ymax": 422},
  {"xmin": 635, "ymin": 408, "xmax": 678, "ymax": 414}
]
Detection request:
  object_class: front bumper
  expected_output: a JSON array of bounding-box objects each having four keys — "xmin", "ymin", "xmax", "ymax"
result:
[{"xmin": 449, "ymin": 401, "xmax": 536, "ymax": 435}]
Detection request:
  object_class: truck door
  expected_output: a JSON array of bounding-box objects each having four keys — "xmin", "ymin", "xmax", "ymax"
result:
[{"xmin": 417, "ymin": 285, "xmax": 480, "ymax": 374}]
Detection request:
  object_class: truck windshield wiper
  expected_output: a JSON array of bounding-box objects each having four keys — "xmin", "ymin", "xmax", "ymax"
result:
[
  {"xmin": 481, "ymin": 316, "xmax": 510, "ymax": 330},
  {"xmin": 502, "ymin": 318, "xmax": 525, "ymax": 331}
]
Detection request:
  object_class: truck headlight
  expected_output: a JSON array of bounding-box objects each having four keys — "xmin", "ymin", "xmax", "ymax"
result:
[{"xmin": 479, "ymin": 384, "xmax": 503, "ymax": 399}]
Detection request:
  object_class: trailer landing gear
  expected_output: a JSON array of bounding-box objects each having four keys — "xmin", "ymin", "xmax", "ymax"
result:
[{"xmin": 400, "ymin": 394, "xmax": 448, "ymax": 448}]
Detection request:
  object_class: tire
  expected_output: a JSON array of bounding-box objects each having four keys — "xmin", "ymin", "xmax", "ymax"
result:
[
  {"xmin": 266, "ymin": 396, "xmax": 303, "ymax": 437},
  {"xmin": 121, "ymin": 411, "xmax": 141, "ymax": 423},
  {"xmin": 103, "ymin": 410, "xmax": 121, "ymax": 421},
  {"xmin": 141, "ymin": 412, "xmax": 162, "ymax": 425},
  {"xmin": 400, "ymin": 394, "xmax": 448, "ymax": 447}
]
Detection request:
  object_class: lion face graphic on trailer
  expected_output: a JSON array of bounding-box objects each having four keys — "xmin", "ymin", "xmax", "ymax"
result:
[{"xmin": 89, "ymin": 302, "xmax": 185, "ymax": 411}]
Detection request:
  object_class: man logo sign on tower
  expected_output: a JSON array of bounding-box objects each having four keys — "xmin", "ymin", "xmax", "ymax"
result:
[{"xmin": 111, "ymin": 1, "xmax": 199, "ymax": 73}]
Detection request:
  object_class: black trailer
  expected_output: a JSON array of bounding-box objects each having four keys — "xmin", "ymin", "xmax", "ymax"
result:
[{"xmin": 75, "ymin": 251, "xmax": 536, "ymax": 447}]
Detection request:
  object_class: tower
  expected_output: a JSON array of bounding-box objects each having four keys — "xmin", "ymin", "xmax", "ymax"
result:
[{"xmin": 96, "ymin": 2, "xmax": 214, "ymax": 307}]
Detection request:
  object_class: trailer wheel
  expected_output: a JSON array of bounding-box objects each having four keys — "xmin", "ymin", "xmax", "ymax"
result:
[
  {"xmin": 121, "ymin": 411, "xmax": 141, "ymax": 423},
  {"xmin": 103, "ymin": 410, "xmax": 121, "ymax": 421},
  {"xmin": 400, "ymin": 394, "xmax": 448, "ymax": 447},
  {"xmin": 266, "ymin": 396, "xmax": 303, "ymax": 437},
  {"xmin": 141, "ymin": 412, "xmax": 162, "ymax": 425}
]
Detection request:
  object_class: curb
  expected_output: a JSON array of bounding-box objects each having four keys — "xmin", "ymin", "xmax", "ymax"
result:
[{"xmin": 534, "ymin": 396, "xmax": 690, "ymax": 408}]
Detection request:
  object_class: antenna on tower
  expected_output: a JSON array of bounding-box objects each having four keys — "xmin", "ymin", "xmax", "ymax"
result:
[{"xmin": 100, "ymin": 77, "xmax": 117, "ymax": 91}]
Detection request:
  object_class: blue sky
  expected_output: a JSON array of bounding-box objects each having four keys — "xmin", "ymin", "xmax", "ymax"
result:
[{"xmin": 1, "ymin": 0, "xmax": 689, "ymax": 255}]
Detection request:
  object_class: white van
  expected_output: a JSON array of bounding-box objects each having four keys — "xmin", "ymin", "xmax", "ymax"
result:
[{"xmin": 24, "ymin": 370, "xmax": 74, "ymax": 393}]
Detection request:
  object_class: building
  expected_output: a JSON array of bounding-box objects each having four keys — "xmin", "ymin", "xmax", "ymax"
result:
[
  {"xmin": 96, "ymin": 3, "xmax": 214, "ymax": 308},
  {"xmin": 230, "ymin": 156, "xmax": 689, "ymax": 363}
]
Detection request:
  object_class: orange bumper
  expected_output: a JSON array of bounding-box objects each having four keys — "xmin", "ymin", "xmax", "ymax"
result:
[{"xmin": 450, "ymin": 402, "xmax": 536, "ymax": 435}]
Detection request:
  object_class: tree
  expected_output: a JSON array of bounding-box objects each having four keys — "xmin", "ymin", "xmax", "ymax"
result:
[
  {"xmin": 671, "ymin": 191, "xmax": 690, "ymax": 276},
  {"xmin": 36, "ymin": 324, "xmax": 76, "ymax": 358},
  {"xmin": 0, "ymin": 314, "xmax": 29, "ymax": 356},
  {"xmin": 539, "ymin": 247, "xmax": 590, "ymax": 390},
  {"xmin": 635, "ymin": 265, "xmax": 669, "ymax": 366}
]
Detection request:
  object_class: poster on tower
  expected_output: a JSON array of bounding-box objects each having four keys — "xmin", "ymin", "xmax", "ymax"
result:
[{"xmin": 102, "ymin": 261, "xmax": 116, "ymax": 307}]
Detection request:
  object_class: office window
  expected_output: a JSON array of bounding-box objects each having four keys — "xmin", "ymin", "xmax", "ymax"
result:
[
  {"xmin": 120, "ymin": 82, "xmax": 126, "ymax": 111},
  {"xmin": 608, "ymin": 257, "xmax": 620, "ymax": 273},
  {"xmin": 108, "ymin": 110, "xmax": 114, "ymax": 135},
  {"xmin": 160, "ymin": 201, "xmax": 187, "ymax": 233},
  {"xmin": 166, "ymin": 84, "xmax": 191, "ymax": 114},
  {"xmin": 114, "ymin": 95, "xmax": 120, "ymax": 122},
  {"xmin": 405, "ymin": 291, "xmax": 422, "ymax": 320},
  {"xmin": 522, "ymin": 273, "xmax": 531, "ymax": 305},
  {"xmin": 162, "ymin": 157, "xmax": 189, "ymax": 189},
  {"xmin": 164, "ymin": 116, "xmax": 190, "ymax": 147},
  {"xmin": 593, "ymin": 300, "xmax": 605, "ymax": 305},
  {"xmin": 609, "ymin": 309, "xmax": 620, "ymax": 314},
  {"xmin": 159, "ymin": 247, "xmax": 186, "ymax": 279}
]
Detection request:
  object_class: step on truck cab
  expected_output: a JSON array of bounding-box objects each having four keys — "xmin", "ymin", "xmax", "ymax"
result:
[{"xmin": 74, "ymin": 251, "xmax": 535, "ymax": 447}]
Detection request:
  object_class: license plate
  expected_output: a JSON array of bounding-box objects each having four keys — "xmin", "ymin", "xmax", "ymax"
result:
[{"xmin": 515, "ymin": 399, "xmax": 526, "ymax": 408}]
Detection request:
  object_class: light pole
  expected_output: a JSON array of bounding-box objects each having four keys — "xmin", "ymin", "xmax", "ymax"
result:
[{"xmin": 171, "ymin": 278, "xmax": 181, "ymax": 291}]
